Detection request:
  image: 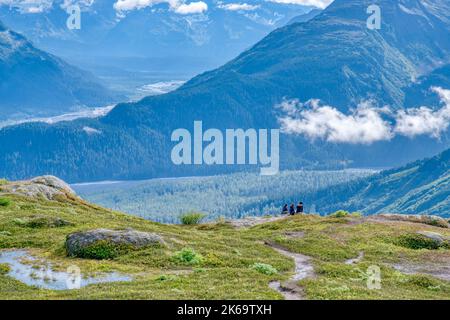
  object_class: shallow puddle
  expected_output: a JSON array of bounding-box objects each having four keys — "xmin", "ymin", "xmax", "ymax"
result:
[{"xmin": 0, "ymin": 250, "xmax": 131, "ymax": 290}]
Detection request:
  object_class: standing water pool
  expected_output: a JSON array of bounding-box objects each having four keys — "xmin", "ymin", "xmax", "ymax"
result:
[{"xmin": 0, "ymin": 250, "xmax": 131, "ymax": 290}]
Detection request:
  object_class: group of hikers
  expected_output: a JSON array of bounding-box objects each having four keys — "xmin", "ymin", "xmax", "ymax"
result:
[{"xmin": 282, "ymin": 202, "xmax": 303, "ymax": 215}]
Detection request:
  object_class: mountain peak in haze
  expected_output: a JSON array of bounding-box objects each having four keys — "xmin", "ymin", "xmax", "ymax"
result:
[
  {"xmin": 0, "ymin": 21, "xmax": 119, "ymax": 120},
  {"xmin": 0, "ymin": 0, "xmax": 314, "ymax": 76}
]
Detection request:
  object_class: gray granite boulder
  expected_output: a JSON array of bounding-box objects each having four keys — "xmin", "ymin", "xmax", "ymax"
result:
[
  {"xmin": 0, "ymin": 175, "xmax": 76, "ymax": 200},
  {"xmin": 417, "ymin": 231, "xmax": 450, "ymax": 246},
  {"xmin": 66, "ymin": 228, "xmax": 164, "ymax": 257}
]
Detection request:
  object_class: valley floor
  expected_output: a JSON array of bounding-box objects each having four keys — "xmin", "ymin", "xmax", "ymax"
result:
[{"xmin": 0, "ymin": 190, "xmax": 449, "ymax": 300}]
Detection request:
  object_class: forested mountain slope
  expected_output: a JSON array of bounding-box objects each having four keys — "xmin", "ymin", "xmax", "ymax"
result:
[{"xmin": 306, "ymin": 148, "xmax": 450, "ymax": 217}]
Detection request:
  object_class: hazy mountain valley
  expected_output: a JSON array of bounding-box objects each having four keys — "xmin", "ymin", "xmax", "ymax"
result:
[
  {"xmin": 0, "ymin": 0, "xmax": 449, "ymax": 182},
  {"xmin": 0, "ymin": 0, "xmax": 449, "ymax": 302}
]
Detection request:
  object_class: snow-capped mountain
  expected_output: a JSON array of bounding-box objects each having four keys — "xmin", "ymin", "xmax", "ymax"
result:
[{"xmin": 0, "ymin": 0, "xmax": 316, "ymax": 77}]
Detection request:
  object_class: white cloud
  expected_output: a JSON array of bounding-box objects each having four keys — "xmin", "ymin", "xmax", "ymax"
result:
[
  {"xmin": 394, "ymin": 87, "xmax": 450, "ymax": 138},
  {"xmin": 174, "ymin": 1, "xmax": 207, "ymax": 14},
  {"xmin": 113, "ymin": 0, "xmax": 207, "ymax": 14},
  {"xmin": 277, "ymin": 87, "xmax": 450, "ymax": 144},
  {"xmin": 25, "ymin": 5, "xmax": 44, "ymax": 12},
  {"xmin": 218, "ymin": 3, "xmax": 259, "ymax": 11},
  {"xmin": 0, "ymin": 0, "xmax": 53, "ymax": 13},
  {"xmin": 277, "ymin": 99, "xmax": 393, "ymax": 144},
  {"xmin": 268, "ymin": 0, "xmax": 333, "ymax": 9},
  {"xmin": 114, "ymin": 0, "xmax": 169, "ymax": 11}
]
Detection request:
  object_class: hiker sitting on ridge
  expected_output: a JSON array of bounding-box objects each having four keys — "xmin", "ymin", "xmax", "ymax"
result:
[
  {"xmin": 289, "ymin": 204, "xmax": 295, "ymax": 215},
  {"xmin": 296, "ymin": 202, "xmax": 304, "ymax": 214},
  {"xmin": 281, "ymin": 204, "xmax": 288, "ymax": 215}
]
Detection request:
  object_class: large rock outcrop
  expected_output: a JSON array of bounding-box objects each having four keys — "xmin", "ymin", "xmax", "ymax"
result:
[
  {"xmin": 0, "ymin": 175, "xmax": 76, "ymax": 200},
  {"xmin": 370, "ymin": 214, "xmax": 449, "ymax": 228},
  {"xmin": 66, "ymin": 228, "xmax": 164, "ymax": 258},
  {"xmin": 417, "ymin": 231, "xmax": 450, "ymax": 246}
]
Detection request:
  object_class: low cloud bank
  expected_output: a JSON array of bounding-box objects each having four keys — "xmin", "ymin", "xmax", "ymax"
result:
[
  {"xmin": 395, "ymin": 87, "xmax": 450, "ymax": 138},
  {"xmin": 218, "ymin": 3, "xmax": 260, "ymax": 11},
  {"xmin": 277, "ymin": 87, "xmax": 450, "ymax": 144}
]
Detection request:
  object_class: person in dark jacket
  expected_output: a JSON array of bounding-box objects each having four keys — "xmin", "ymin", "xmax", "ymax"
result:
[
  {"xmin": 289, "ymin": 204, "xmax": 295, "ymax": 215},
  {"xmin": 281, "ymin": 204, "xmax": 288, "ymax": 215},
  {"xmin": 296, "ymin": 202, "xmax": 304, "ymax": 214}
]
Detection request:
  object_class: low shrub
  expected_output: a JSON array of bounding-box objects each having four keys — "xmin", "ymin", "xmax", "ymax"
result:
[
  {"xmin": 204, "ymin": 252, "xmax": 224, "ymax": 267},
  {"xmin": 19, "ymin": 204, "xmax": 36, "ymax": 210},
  {"xmin": 0, "ymin": 197, "xmax": 11, "ymax": 207},
  {"xmin": 69, "ymin": 240, "xmax": 133, "ymax": 260},
  {"xmin": 0, "ymin": 263, "xmax": 10, "ymax": 275},
  {"xmin": 407, "ymin": 275, "xmax": 441, "ymax": 290},
  {"xmin": 155, "ymin": 274, "xmax": 178, "ymax": 281},
  {"xmin": 13, "ymin": 216, "xmax": 73, "ymax": 228},
  {"xmin": 172, "ymin": 248, "xmax": 203, "ymax": 265},
  {"xmin": 329, "ymin": 210, "xmax": 350, "ymax": 218},
  {"xmin": 27, "ymin": 216, "xmax": 73, "ymax": 228},
  {"xmin": 12, "ymin": 218, "xmax": 27, "ymax": 226},
  {"xmin": 0, "ymin": 179, "xmax": 8, "ymax": 185},
  {"xmin": 250, "ymin": 263, "xmax": 278, "ymax": 275},
  {"xmin": 180, "ymin": 212, "xmax": 207, "ymax": 225},
  {"xmin": 397, "ymin": 234, "xmax": 440, "ymax": 250},
  {"xmin": 180, "ymin": 212, "xmax": 206, "ymax": 225},
  {"xmin": 428, "ymin": 218, "xmax": 448, "ymax": 228}
]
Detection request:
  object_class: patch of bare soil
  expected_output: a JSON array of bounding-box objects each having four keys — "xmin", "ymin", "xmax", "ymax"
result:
[
  {"xmin": 391, "ymin": 256, "xmax": 450, "ymax": 281},
  {"xmin": 227, "ymin": 215, "xmax": 289, "ymax": 228},
  {"xmin": 345, "ymin": 251, "xmax": 365, "ymax": 265}
]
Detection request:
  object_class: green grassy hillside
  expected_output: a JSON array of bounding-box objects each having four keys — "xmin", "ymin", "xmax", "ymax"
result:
[{"xmin": 0, "ymin": 184, "xmax": 449, "ymax": 300}]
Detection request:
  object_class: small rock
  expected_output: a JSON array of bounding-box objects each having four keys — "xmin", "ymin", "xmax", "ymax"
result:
[{"xmin": 66, "ymin": 228, "xmax": 164, "ymax": 257}]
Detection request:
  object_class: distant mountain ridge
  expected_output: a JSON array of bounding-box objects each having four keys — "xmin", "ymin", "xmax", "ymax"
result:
[
  {"xmin": 0, "ymin": 0, "xmax": 450, "ymax": 182},
  {"xmin": 0, "ymin": 19, "xmax": 118, "ymax": 120},
  {"xmin": 287, "ymin": 9, "xmax": 322, "ymax": 25},
  {"xmin": 0, "ymin": 0, "xmax": 314, "ymax": 78}
]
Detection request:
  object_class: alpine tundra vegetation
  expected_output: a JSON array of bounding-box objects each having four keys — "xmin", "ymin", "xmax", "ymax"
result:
[{"xmin": 0, "ymin": 177, "xmax": 449, "ymax": 300}]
